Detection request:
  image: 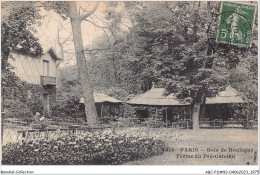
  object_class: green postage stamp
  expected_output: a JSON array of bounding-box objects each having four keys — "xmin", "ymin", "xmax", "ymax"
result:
[{"xmin": 217, "ymin": 2, "xmax": 256, "ymax": 47}]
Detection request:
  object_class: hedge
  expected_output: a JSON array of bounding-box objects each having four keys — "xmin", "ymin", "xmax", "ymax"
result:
[{"xmin": 2, "ymin": 133, "xmax": 165, "ymax": 165}]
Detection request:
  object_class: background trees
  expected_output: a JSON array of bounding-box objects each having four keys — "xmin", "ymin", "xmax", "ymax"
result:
[
  {"xmin": 2, "ymin": 2, "xmax": 257, "ymax": 126},
  {"xmin": 74, "ymin": 2, "xmax": 257, "ymax": 128},
  {"xmin": 123, "ymin": 2, "xmax": 257, "ymax": 128}
]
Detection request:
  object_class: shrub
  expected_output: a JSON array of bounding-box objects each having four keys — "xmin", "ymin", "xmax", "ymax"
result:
[{"xmin": 2, "ymin": 132, "xmax": 165, "ymax": 165}]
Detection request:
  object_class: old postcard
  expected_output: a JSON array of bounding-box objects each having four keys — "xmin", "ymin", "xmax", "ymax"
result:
[{"xmin": 1, "ymin": 1, "xmax": 258, "ymax": 174}]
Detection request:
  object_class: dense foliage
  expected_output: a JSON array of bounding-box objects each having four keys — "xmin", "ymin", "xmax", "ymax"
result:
[
  {"xmin": 81, "ymin": 2, "xmax": 258, "ymax": 121},
  {"xmin": 2, "ymin": 2, "xmax": 257, "ymax": 122},
  {"xmin": 3, "ymin": 82, "xmax": 44, "ymax": 119},
  {"xmin": 1, "ymin": 2, "xmax": 42, "ymax": 76},
  {"xmin": 54, "ymin": 2, "xmax": 258, "ymax": 122},
  {"xmin": 1, "ymin": 2, "xmax": 45, "ymax": 118},
  {"xmin": 53, "ymin": 66, "xmax": 83, "ymax": 118},
  {"xmin": 3, "ymin": 80, "xmax": 57, "ymax": 119},
  {"xmin": 117, "ymin": 2, "xmax": 256, "ymax": 102},
  {"xmin": 80, "ymin": 2, "xmax": 257, "ymax": 104},
  {"xmin": 2, "ymin": 132, "xmax": 165, "ymax": 165}
]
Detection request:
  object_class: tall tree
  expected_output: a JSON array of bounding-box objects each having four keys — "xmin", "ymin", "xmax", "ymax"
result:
[
  {"xmin": 54, "ymin": 2, "xmax": 100, "ymax": 127},
  {"xmin": 117, "ymin": 2, "xmax": 257, "ymax": 129},
  {"xmin": 55, "ymin": 2, "xmax": 257, "ymax": 129}
]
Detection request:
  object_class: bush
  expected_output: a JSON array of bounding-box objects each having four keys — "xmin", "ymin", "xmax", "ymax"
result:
[{"xmin": 2, "ymin": 132, "xmax": 165, "ymax": 165}]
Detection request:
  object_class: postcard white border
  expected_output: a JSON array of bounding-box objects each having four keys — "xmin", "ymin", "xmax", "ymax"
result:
[{"xmin": 0, "ymin": 0, "xmax": 259, "ymax": 174}]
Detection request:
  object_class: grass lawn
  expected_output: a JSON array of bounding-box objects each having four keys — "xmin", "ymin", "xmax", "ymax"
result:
[{"xmin": 125, "ymin": 129, "xmax": 258, "ymax": 165}]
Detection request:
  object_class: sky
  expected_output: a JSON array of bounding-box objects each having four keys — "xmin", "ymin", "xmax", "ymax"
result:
[{"xmin": 35, "ymin": 2, "xmax": 116, "ymax": 67}]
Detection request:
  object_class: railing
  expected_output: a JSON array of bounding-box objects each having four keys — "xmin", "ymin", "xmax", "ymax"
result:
[
  {"xmin": 2, "ymin": 117, "xmax": 258, "ymax": 146},
  {"xmin": 41, "ymin": 76, "xmax": 56, "ymax": 86},
  {"xmin": 199, "ymin": 119, "xmax": 258, "ymax": 129},
  {"xmin": 172, "ymin": 120, "xmax": 192, "ymax": 129}
]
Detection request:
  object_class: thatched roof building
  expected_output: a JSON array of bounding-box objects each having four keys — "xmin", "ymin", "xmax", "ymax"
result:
[
  {"xmin": 127, "ymin": 85, "xmax": 245, "ymax": 106},
  {"xmin": 126, "ymin": 87, "xmax": 189, "ymax": 106},
  {"xmin": 206, "ymin": 86, "xmax": 245, "ymax": 104},
  {"xmin": 80, "ymin": 92, "xmax": 122, "ymax": 104}
]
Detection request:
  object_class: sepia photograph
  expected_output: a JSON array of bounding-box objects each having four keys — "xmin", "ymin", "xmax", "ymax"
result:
[{"xmin": 0, "ymin": 0, "xmax": 259, "ymax": 174}]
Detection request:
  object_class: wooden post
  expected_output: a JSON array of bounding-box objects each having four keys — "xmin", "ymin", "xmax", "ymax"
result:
[
  {"xmin": 166, "ymin": 107, "xmax": 168, "ymax": 124},
  {"xmin": 101, "ymin": 104, "xmax": 104, "ymax": 118},
  {"xmin": 109, "ymin": 105, "xmax": 112, "ymax": 117},
  {"xmin": 155, "ymin": 108, "xmax": 157, "ymax": 128},
  {"xmin": 112, "ymin": 126, "xmax": 115, "ymax": 134},
  {"xmin": 43, "ymin": 92, "xmax": 50, "ymax": 116},
  {"xmin": 147, "ymin": 122, "xmax": 150, "ymax": 137},
  {"xmin": 213, "ymin": 120, "xmax": 216, "ymax": 129},
  {"xmin": 118, "ymin": 105, "xmax": 120, "ymax": 117},
  {"xmin": 22, "ymin": 131, "xmax": 26, "ymax": 138}
]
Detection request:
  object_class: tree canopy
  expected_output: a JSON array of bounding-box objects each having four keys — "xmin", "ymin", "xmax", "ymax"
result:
[
  {"xmin": 2, "ymin": 2, "xmax": 257, "ymax": 124},
  {"xmin": 84, "ymin": 2, "xmax": 257, "ymax": 105},
  {"xmin": 70, "ymin": 2, "xmax": 258, "ymax": 128},
  {"xmin": 1, "ymin": 2, "xmax": 42, "ymax": 88}
]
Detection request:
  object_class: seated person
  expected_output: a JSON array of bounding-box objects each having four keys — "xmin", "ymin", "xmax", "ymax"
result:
[
  {"xmin": 33, "ymin": 112, "xmax": 41, "ymax": 124},
  {"xmin": 32, "ymin": 112, "xmax": 49, "ymax": 129},
  {"xmin": 39, "ymin": 116, "xmax": 49, "ymax": 129}
]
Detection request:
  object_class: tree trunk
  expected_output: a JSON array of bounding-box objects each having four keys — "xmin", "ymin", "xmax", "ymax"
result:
[
  {"xmin": 192, "ymin": 91, "xmax": 206, "ymax": 130},
  {"xmin": 192, "ymin": 102, "xmax": 200, "ymax": 130},
  {"xmin": 111, "ymin": 59, "xmax": 117, "ymax": 84},
  {"xmin": 43, "ymin": 92, "xmax": 50, "ymax": 116},
  {"xmin": 69, "ymin": 2, "xmax": 100, "ymax": 127}
]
